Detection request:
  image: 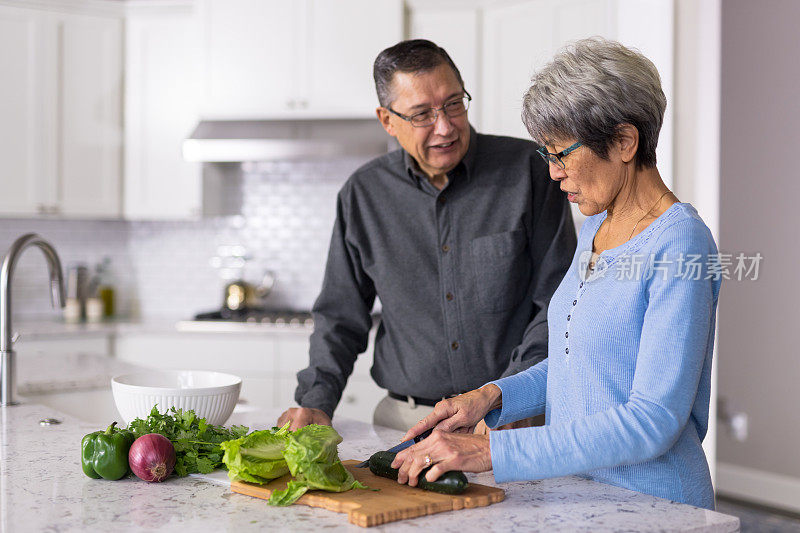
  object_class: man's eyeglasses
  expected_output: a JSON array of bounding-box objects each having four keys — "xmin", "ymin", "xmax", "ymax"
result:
[
  {"xmin": 537, "ymin": 142, "xmax": 583, "ymax": 169},
  {"xmin": 387, "ymin": 91, "xmax": 472, "ymax": 127}
]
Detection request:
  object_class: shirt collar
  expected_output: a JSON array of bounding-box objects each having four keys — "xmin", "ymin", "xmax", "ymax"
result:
[{"xmin": 403, "ymin": 125, "xmax": 478, "ymax": 186}]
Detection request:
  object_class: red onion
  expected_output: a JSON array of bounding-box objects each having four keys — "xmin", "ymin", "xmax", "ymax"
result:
[{"xmin": 129, "ymin": 433, "xmax": 176, "ymax": 482}]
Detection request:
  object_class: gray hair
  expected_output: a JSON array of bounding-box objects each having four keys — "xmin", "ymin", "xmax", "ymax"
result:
[
  {"xmin": 522, "ymin": 37, "xmax": 666, "ymax": 169},
  {"xmin": 373, "ymin": 39, "xmax": 464, "ymax": 108}
]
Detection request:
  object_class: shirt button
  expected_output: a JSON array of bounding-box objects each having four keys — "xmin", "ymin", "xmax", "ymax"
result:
[
  {"xmin": 438, "ymin": 196, "xmax": 446, "ymax": 205},
  {"xmin": 442, "ymin": 244, "xmax": 450, "ymax": 253},
  {"xmin": 572, "ymin": 300, "xmax": 577, "ymax": 306},
  {"xmin": 580, "ymin": 282, "xmax": 584, "ymax": 288},
  {"xmin": 567, "ymin": 315, "xmax": 571, "ymax": 321},
  {"xmin": 565, "ymin": 332, "xmax": 568, "ymax": 338},
  {"xmin": 565, "ymin": 348, "xmax": 569, "ymax": 354},
  {"xmin": 446, "ymin": 292, "xmax": 454, "ymax": 301},
  {"xmin": 451, "ymin": 341, "xmax": 459, "ymax": 351}
]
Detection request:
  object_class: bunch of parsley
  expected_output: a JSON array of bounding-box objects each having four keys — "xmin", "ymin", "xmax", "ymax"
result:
[{"xmin": 127, "ymin": 406, "xmax": 249, "ymax": 476}]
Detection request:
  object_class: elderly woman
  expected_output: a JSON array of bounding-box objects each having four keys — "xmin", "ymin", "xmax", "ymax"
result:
[{"xmin": 392, "ymin": 37, "xmax": 721, "ymax": 510}]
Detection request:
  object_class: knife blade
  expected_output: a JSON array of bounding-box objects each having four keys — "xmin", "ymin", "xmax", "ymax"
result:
[{"xmin": 354, "ymin": 428, "xmax": 433, "ymax": 468}]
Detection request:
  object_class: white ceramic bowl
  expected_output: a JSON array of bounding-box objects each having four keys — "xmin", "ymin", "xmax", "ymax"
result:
[{"xmin": 111, "ymin": 370, "xmax": 241, "ymax": 426}]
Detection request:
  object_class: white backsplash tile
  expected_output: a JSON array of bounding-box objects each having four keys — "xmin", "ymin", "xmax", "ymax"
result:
[{"xmin": 0, "ymin": 157, "xmax": 366, "ymax": 322}]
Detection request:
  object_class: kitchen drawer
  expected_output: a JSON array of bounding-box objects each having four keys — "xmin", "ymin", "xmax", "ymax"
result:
[
  {"xmin": 113, "ymin": 333, "xmax": 278, "ymax": 375},
  {"xmin": 335, "ymin": 377, "xmax": 386, "ymax": 425},
  {"xmin": 15, "ymin": 335, "xmax": 111, "ymax": 358}
]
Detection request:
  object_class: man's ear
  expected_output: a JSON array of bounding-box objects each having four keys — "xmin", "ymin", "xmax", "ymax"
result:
[
  {"xmin": 615, "ymin": 123, "xmax": 639, "ymax": 164},
  {"xmin": 376, "ymin": 107, "xmax": 397, "ymax": 137}
]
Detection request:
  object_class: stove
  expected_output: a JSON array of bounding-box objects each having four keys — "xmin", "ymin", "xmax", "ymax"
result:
[{"xmin": 192, "ymin": 309, "xmax": 314, "ymax": 327}]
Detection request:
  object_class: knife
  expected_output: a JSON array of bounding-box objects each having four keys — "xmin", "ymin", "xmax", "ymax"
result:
[{"xmin": 354, "ymin": 428, "xmax": 433, "ymax": 468}]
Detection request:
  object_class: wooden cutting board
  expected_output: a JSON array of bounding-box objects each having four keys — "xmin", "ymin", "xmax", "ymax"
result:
[{"xmin": 230, "ymin": 460, "xmax": 505, "ymax": 527}]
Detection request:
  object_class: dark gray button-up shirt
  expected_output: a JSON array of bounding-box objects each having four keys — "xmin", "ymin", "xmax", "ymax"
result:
[{"xmin": 296, "ymin": 127, "xmax": 577, "ymax": 418}]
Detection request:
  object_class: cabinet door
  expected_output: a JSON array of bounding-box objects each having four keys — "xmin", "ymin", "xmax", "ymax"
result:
[
  {"xmin": 304, "ymin": 0, "xmax": 403, "ymax": 116},
  {"xmin": 482, "ymin": 0, "xmax": 614, "ymax": 140},
  {"xmin": 58, "ymin": 13, "xmax": 123, "ymax": 217},
  {"xmin": 0, "ymin": 6, "xmax": 53, "ymax": 216},
  {"xmin": 201, "ymin": 0, "xmax": 298, "ymax": 118},
  {"xmin": 408, "ymin": 3, "xmax": 481, "ymax": 128},
  {"xmin": 124, "ymin": 11, "xmax": 202, "ymax": 220},
  {"xmin": 15, "ymin": 335, "xmax": 111, "ymax": 359},
  {"xmin": 275, "ymin": 334, "xmax": 311, "ymax": 407}
]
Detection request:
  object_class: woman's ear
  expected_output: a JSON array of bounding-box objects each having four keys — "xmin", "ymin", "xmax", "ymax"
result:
[{"xmin": 615, "ymin": 123, "xmax": 639, "ymax": 164}]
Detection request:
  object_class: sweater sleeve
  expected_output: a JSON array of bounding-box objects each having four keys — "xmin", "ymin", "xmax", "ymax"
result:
[
  {"xmin": 490, "ymin": 220, "xmax": 720, "ymax": 482},
  {"xmin": 484, "ymin": 358, "xmax": 549, "ymax": 427}
]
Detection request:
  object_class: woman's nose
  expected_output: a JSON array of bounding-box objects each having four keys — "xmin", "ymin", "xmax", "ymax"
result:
[{"xmin": 548, "ymin": 162, "xmax": 567, "ymax": 181}]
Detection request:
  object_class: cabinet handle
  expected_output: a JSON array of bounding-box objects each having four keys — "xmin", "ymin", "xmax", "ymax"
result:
[{"xmin": 37, "ymin": 204, "xmax": 48, "ymax": 214}]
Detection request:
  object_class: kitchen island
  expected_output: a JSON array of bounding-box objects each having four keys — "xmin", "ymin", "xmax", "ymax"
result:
[{"xmin": 1, "ymin": 354, "xmax": 740, "ymax": 532}]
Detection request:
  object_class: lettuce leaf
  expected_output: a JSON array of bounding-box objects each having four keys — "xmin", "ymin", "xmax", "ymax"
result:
[
  {"xmin": 221, "ymin": 423, "xmax": 291, "ymax": 483},
  {"xmin": 267, "ymin": 480, "xmax": 310, "ymax": 506},
  {"xmin": 268, "ymin": 425, "xmax": 367, "ymax": 506}
]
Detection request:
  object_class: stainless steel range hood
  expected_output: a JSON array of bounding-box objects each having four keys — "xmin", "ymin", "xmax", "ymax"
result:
[{"xmin": 182, "ymin": 118, "xmax": 392, "ymax": 162}]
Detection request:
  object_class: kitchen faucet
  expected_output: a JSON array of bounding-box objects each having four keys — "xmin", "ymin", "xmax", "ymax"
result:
[{"xmin": 1, "ymin": 234, "xmax": 66, "ymax": 406}]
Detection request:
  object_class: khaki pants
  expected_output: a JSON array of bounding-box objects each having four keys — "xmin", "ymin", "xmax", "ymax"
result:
[{"xmin": 372, "ymin": 395, "xmax": 435, "ymax": 432}]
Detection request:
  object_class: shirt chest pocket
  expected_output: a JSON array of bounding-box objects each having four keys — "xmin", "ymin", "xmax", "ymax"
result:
[{"xmin": 470, "ymin": 229, "xmax": 531, "ymax": 313}]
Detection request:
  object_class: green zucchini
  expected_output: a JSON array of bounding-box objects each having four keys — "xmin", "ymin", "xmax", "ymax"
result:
[{"xmin": 368, "ymin": 450, "xmax": 469, "ymax": 495}]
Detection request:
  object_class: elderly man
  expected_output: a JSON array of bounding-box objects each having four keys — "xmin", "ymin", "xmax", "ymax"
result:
[{"xmin": 277, "ymin": 39, "xmax": 576, "ymax": 432}]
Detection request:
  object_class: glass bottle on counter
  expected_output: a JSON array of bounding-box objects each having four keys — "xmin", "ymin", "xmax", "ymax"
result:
[{"xmin": 95, "ymin": 257, "xmax": 116, "ymax": 319}]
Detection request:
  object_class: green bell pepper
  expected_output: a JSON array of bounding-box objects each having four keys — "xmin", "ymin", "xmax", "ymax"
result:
[{"xmin": 81, "ymin": 421, "xmax": 135, "ymax": 480}]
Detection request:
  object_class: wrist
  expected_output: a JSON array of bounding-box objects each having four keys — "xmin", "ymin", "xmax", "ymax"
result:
[{"xmin": 480, "ymin": 384, "xmax": 502, "ymax": 411}]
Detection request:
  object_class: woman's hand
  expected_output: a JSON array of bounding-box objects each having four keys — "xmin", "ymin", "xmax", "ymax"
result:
[
  {"xmin": 401, "ymin": 384, "xmax": 503, "ymax": 442},
  {"xmin": 391, "ymin": 430, "xmax": 492, "ymax": 486}
]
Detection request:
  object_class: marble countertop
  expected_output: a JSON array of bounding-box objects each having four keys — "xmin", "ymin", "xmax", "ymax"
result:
[
  {"xmin": 0, "ymin": 354, "xmax": 741, "ymax": 532},
  {"xmin": 14, "ymin": 317, "xmax": 315, "ymax": 341}
]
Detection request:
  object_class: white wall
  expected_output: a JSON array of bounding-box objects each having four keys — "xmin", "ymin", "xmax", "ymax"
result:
[
  {"xmin": 714, "ymin": 0, "xmax": 800, "ymax": 513},
  {"xmin": 674, "ymin": 0, "xmax": 721, "ymax": 482}
]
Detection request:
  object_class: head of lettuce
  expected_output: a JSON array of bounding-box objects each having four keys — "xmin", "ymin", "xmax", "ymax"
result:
[{"xmin": 221, "ymin": 423, "xmax": 366, "ymax": 506}]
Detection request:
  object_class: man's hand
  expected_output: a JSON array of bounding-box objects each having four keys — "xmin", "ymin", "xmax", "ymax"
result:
[
  {"xmin": 391, "ymin": 430, "xmax": 492, "ymax": 486},
  {"xmin": 276, "ymin": 407, "xmax": 332, "ymax": 431},
  {"xmin": 402, "ymin": 384, "xmax": 503, "ymax": 442}
]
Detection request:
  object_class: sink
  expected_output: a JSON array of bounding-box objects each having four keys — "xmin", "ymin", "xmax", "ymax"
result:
[{"xmin": 21, "ymin": 388, "xmax": 122, "ymax": 425}]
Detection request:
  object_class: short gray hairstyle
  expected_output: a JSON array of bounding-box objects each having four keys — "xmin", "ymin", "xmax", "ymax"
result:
[
  {"xmin": 373, "ymin": 39, "xmax": 464, "ymax": 108},
  {"xmin": 522, "ymin": 37, "xmax": 666, "ymax": 169}
]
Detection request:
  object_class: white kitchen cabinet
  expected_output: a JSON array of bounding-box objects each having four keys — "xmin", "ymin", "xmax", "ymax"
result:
[
  {"xmin": 113, "ymin": 332, "xmax": 279, "ymax": 376},
  {"xmin": 0, "ymin": 3, "xmax": 122, "ymax": 218},
  {"xmin": 200, "ymin": 0, "xmax": 403, "ymax": 119},
  {"xmin": 408, "ymin": 0, "xmax": 673, "ymax": 186},
  {"xmin": 15, "ymin": 334, "xmax": 111, "ymax": 359},
  {"xmin": 407, "ymin": 1, "xmax": 482, "ymax": 128},
  {"xmin": 0, "ymin": 5, "xmax": 52, "ymax": 216},
  {"xmin": 304, "ymin": 0, "xmax": 404, "ymax": 113},
  {"xmin": 201, "ymin": 0, "xmax": 296, "ymax": 119},
  {"xmin": 124, "ymin": 4, "xmax": 202, "ymax": 220},
  {"xmin": 113, "ymin": 328, "xmax": 382, "ymax": 422},
  {"xmin": 481, "ymin": 0, "xmax": 614, "ymax": 140},
  {"xmin": 58, "ymin": 12, "xmax": 123, "ymax": 217},
  {"xmin": 274, "ymin": 326, "xmax": 383, "ymax": 423},
  {"xmin": 481, "ymin": 0, "xmax": 673, "ymax": 184}
]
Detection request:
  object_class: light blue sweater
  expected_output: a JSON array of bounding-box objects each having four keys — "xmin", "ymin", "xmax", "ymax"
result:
[{"xmin": 485, "ymin": 203, "xmax": 721, "ymax": 510}]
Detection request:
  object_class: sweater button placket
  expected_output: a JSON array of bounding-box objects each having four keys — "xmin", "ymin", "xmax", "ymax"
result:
[{"xmin": 567, "ymin": 283, "xmax": 584, "ymax": 359}]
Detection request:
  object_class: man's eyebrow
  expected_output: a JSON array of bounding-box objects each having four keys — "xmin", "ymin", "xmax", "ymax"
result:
[
  {"xmin": 406, "ymin": 102, "xmax": 432, "ymax": 112},
  {"xmin": 406, "ymin": 92, "xmax": 464, "ymax": 112}
]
